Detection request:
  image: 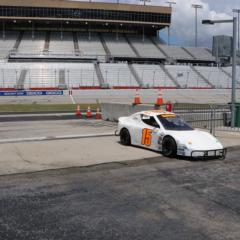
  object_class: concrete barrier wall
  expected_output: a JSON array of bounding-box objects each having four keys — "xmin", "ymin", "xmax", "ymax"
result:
[{"xmin": 101, "ymin": 103, "xmax": 164, "ymax": 121}]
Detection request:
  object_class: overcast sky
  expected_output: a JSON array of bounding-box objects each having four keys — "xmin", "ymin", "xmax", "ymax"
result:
[{"xmin": 74, "ymin": 0, "xmax": 239, "ymax": 47}]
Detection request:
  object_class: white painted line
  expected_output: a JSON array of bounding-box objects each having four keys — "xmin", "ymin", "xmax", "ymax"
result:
[
  {"xmin": 70, "ymin": 94, "xmax": 76, "ymax": 104},
  {"xmin": 0, "ymin": 133, "xmax": 116, "ymax": 144}
]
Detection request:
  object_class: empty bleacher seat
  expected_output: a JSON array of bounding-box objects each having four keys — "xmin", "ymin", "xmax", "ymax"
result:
[
  {"xmin": 68, "ymin": 63, "xmax": 99, "ymax": 88},
  {"xmin": 195, "ymin": 66, "xmax": 231, "ymax": 88},
  {"xmin": 77, "ymin": 33, "xmax": 106, "ymax": 56},
  {"xmin": 133, "ymin": 64, "xmax": 175, "ymax": 87},
  {"xmin": 18, "ymin": 31, "xmax": 45, "ymax": 54},
  {"xmin": 184, "ymin": 47, "xmax": 215, "ymax": 61},
  {"xmin": 159, "ymin": 45, "xmax": 193, "ymax": 60},
  {"xmin": 49, "ymin": 32, "xmax": 74, "ymax": 54},
  {"xmin": 0, "ymin": 31, "xmax": 18, "ymax": 59},
  {"xmin": 127, "ymin": 35, "xmax": 165, "ymax": 59},
  {"xmin": 165, "ymin": 65, "xmax": 209, "ymax": 88},
  {"xmin": 103, "ymin": 33, "xmax": 136, "ymax": 57},
  {"xmin": 100, "ymin": 63, "xmax": 139, "ymax": 87}
]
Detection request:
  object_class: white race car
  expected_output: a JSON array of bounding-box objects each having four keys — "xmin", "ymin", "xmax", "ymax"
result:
[{"xmin": 117, "ymin": 110, "xmax": 226, "ymax": 159}]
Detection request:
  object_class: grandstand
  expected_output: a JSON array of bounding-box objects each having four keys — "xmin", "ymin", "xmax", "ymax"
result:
[{"xmin": 0, "ymin": 0, "xmax": 238, "ymax": 91}]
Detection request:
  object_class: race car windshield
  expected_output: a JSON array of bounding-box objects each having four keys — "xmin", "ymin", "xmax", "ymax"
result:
[{"xmin": 158, "ymin": 115, "xmax": 194, "ymax": 131}]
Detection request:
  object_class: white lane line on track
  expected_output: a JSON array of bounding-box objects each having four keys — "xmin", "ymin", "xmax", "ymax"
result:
[
  {"xmin": 70, "ymin": 94, "xmax": 76, "ymax": 104},
  {"xmin": 0, "ymin": 133, "xmax": 116, "ymax": 144}
]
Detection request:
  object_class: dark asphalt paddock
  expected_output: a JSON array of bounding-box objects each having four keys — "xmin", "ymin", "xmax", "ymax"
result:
[{"xmin": 0, "ymin": 150, "xmax": 240, "ymax": 240}]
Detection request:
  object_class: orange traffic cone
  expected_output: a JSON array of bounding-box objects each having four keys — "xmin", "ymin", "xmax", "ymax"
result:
[
  {"xmin": 155, "ymin": 89, "xmax": 164, "ymax": 106},
  {"xmin": 75, "ymin": 105, "xmax": 81, "ymax": 117},
  {"xmin": 133, "ymin": 90, "xmax": 141, "ymax": 105},
  {"xmin": 86, "ymin": 106, "xmax": 92, "ymax": 118},
  {"xmin": 95, "ymin": 108, "xmax": 102, "ymax": 120}
]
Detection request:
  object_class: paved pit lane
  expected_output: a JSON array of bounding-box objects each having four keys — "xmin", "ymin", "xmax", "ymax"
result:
[{"xmin": 0, "ymin": 150, "xmax": 240, "ymax": 240}]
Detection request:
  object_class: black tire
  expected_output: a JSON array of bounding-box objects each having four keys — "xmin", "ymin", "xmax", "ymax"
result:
[
  {"xmin": 120, "ymin": 128, "xmax": 131, "ymax": 146},
  {"xmin": 162, "ymin": 136, "xmax": 177, "ymax": 158}
]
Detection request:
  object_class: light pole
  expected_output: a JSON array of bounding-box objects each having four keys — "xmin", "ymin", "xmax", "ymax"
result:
[
  {"xmin": 166, "ymin": 1, "xmax": 176, "ymax": 46},
  {"xmin": 233, "ymin": 9, "xmax": 240, "ymax": 50},
  {"xmin": 140, "ymin": 0, "xmax": 151, "ymax": 6},
  {"xmin": 192, "ymin": 4, "xmax": 203, "ymax": 47},
  {"xmin": 202, "ymin": 18, "xmax": 237, "ymax": 128}
]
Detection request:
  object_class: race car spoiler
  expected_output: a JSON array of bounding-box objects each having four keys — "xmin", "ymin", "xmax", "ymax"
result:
[{"xmin": 191, "ymin": 148, "xmax": 227, "ymax": 160}]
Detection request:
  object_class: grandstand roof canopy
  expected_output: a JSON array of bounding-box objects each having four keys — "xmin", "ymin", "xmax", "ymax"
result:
[
  {"xmin": 0, "ymin": 0, "xmax": 171, "ymax": 34},
  {"xmin": 0, "ymin": 0, "xmax": 171, "ymax": 14}
]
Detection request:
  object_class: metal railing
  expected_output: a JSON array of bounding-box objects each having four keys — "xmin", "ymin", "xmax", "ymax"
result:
[{"xmin": 173, "ymin": 103, "xmax": 240, "ymax": 134}]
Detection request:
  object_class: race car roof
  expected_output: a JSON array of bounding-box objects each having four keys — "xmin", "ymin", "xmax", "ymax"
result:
[{"xmin": 141, "ymin": 110, "xmax": 176, "ymax": 117}]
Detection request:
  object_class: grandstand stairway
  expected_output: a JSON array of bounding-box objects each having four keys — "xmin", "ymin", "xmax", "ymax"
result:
[
  {"xmin": 58, "ymin": 69, "xmax": 67, "ymax": 89},
  {"xmin": 182, "ymin": 47, "xmax": 196, "ymax": 60},
  {"xmin": 94, "ymin": 63, "xmax": 109, "ymax": 88},
  {"xmin": 16, "ymin": 69, "xmax": 27, "ymax": 90},
  {"xmin": 128, "ymin": 64, "xmax": 144, "ymax": 87},
  {"xmin": 220, "ymin": 67, "xmax": 240, "ymax": 85},
  {"xmin": 73, "ymin": 32, "xmax": 80, "ymax": 56},
  {"xmin": 220, "ymin": 67, "xmax": 232, "ymax": 78},
  {"xmin": 124, "ymin": 34, "xmax": 141, "ymax": 58},
  {"xmin": 43, "ymin": 32, "xmax": 50, "ymax": 53},
  {"xmin": 190, "ymin": 66, "xmax": 214, "ymax": 88},
  {"xmin": 159, "ymin": 64, "xmax": 180, "ymax": 88},
  {"xmin": 150, "ymin": 37, "xmax": 168, "ymax": 58},
  {"xmin": 98, "ymin": 33, "xmax": 111, "ymax": 57},
  {"xmin": 13, "ymin": 31, "xmax": 24, "ymax": 52}
]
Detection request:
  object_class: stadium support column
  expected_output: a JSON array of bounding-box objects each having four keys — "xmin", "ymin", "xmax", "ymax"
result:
[
  {"xmin": 2, "ymin": 21, "xmax": 5, "ymax": 39},
  {"xmin": 166, "ymin": 1, "xmax": 176, "ymax": 46},
  {"xmin": 192, "ymin": 4, "xmax": 203, "ymax": 47},
  {"xmin": 142, "ymin": 26, "xmax": 145, "ymax": 42},
  {"xmin": 232, "ymin": 17, "xmax": 237, "ymax": 128}
]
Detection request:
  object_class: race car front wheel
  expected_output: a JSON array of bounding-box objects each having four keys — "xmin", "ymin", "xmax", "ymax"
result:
[
  {"xmin": 120, "ymin": 128, "xmax": 131, "ymax": 146},
  {"xmin": 162, "ymin": 136, "xmax": 177, "ymax": 158}
]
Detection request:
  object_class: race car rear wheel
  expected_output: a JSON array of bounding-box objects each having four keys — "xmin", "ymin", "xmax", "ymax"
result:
[
  {"xmin": 120, "ymin": 128, "xmax": 131, "ymax": 146},
  {"xmin": 162, "ymin": 136, "xmax": 177, "ymax": 158}
]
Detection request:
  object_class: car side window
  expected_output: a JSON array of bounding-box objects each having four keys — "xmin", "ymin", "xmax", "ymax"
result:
[{"xmin": 141, "ymin": 115, "xmax": 160, "ymax": 128}]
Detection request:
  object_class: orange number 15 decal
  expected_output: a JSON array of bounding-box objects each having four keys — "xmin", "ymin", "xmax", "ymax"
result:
[{"xmin": 141, "ymin": 129, "xmax": 152, "ymax": 146}]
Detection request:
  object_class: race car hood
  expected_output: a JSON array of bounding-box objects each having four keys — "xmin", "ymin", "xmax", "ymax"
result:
[{"xmin": 167, "ymin": 129, "xmax": 223, "ymax": 151}]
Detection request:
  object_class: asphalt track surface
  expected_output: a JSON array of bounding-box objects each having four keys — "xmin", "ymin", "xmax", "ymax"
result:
[{"xmin": 0, "ymin": 149, "xmax": 240, "ymax": 240}]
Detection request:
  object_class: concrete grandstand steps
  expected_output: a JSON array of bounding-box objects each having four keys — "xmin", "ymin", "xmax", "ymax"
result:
[
  {"xmin": 58, "ymin": 69, "xmax": 67, "ymax": 89},
  {"xmin": 159, "ymin": 65, "xmax": 180, "ymax": 87},
  {"xmin": 94, "ymin": 63, "xmax": 108, "ymax": 88},
  {"xmin": 149, "ymin": 37, "xmax": 168, "ymax": 58},
  {"xmin": 16, "ymin": 69, "xmax": 27, "ymax": 90},
  {"xmin": 220, "ymin": 67, "xmax": 233, "ymax": 80},
  {"xmin": 181, "ymin": 47, "xmax": 196, "ymax": 59},
  {"xmin": 184, "ymin": 47, "xmax": 215, "ymax": 62},
  {"xmin": 99, "ymin": 63, "xmax": 139, "ymax": 88},
  {"xmin": 132, "ymin": 64, "xmax": 177, "ymax": 88},
  {"xmin": 72, "ymin": 32, "xmax": 80, "ymax": 56},
  {"xmin": 128, "ymin": 64, "xmax": 143, "ymax": 87},
  {"xmin": 44, "ymin": 32, "xmax": 50, "ymax": 53},
  {"xmin": 165, "ymin": 65, "xmax": 210, "ymax": 88},
  {"xmin": 190, "ymin": 66, "xmax": 214, "ymax": 88},
  {"xmin": 124, "ymin": 34, "xmax": 141, "ymax": 58},
  {"xmin": 127, "ymin": 34, "xmax": 165, "ymax": 59},
  {"xmin": 195, "ymin": 66, "xmax": 231, "ymax": 89},
  {"xmin": 18, "ymin": 31, "xmax": 45, "ymax": 54},
  {"xmin": 221, "ymin": 67, "xmax": 240, "ymax": 86},
  {"xmin": 13, "ymin": 31, "xmax": 24, "ymax": 51},
  {"xmin": 98, "ymin": 33, "xmax": 110, "ymax": 57},
  {"xmin": 103, "ymin": 33, "xmax": 136, "ymax": 58}
]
